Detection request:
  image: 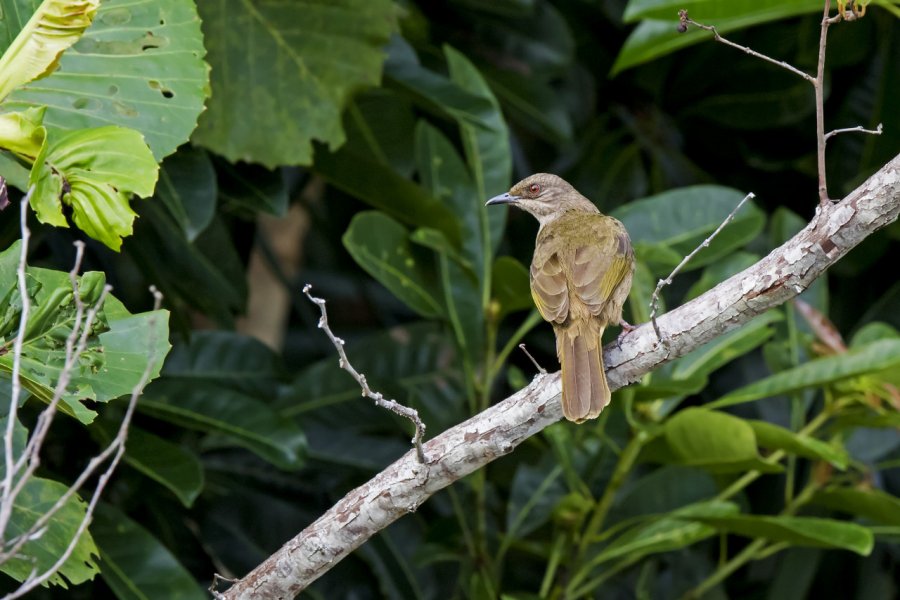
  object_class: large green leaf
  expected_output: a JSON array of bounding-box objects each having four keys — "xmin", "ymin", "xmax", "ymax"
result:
[
  {"xmin": 491, "ymin": 256, "xmax": 532, "ymax": 318},
  {"xmin": 747, "ymin": 420, "xmax": 849, "ymax": 469},
  {"xmin": 613, "ymin": 0, "xmax": 826, "ymax": 74},
  {"xmin": 689, "ymin": 514, "xmax": 874, "ymax": 555},
  {"xmin": 612, "ymin": 185, "xmax": 764, "ymax": 275},
  {"xmin": 0, "ymin": 0, "xmax": 99, "ymax": 102},
  {"xmin": 0, "ymin": 476, "xmax": 99, "ymax": 587},
  {"xmin": 3, "ymin": 0, "xmax": 210, "ymax": 161},
  {"xmin": 94, "ymin": 423, "xmax": 203, "ymax": 507},
  {"xmin": 343, "ymin": 211, "xmax": 444, "ymax": 319},
  {"xmin": 811, "ymin": 487, "xmax": 900, "ymax": 526},
  {"xmin": 654, "ymin": 408, "xmax": 782, "ymax": 473},
  {"xmin": 709, "ymin": 339, "xmax": 900, "ymax": 409},
  {"xmin": 155, "ymin": 145, "xmax": 216, "ymax": 241},
  {"xmin": 444, "ymin": 46, "xmax": 511, "ymax": 256},
  {"xmin": 0, "ymin": 242, "xmax": 171, "ymax": 423},
  {"xmin": 506, "ymin": 462, "xmax": 565, "ymax": 540},
  {"xmin": 29, "ymin": 125, "xmax": 159, "ymax": 250},
  {"xmin": 193, "ymin": 0, "xmax": 398, "ymax": 167},
  {"xmin": 316, "ymin": 145, "xmax": 461, "ymax": 246},
  {"xmin": 93, "ymin": 504, "xmax": 206, "ymax": 600}
]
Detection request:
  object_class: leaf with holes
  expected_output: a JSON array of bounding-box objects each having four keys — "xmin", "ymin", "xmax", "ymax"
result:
[{"xmin": 2, "ymin": 0, "xmax": 209, "ymax": 162}]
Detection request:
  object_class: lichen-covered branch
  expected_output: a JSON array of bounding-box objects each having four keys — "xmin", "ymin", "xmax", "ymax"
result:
[{"xmin": 220, "ymin": 153, "xmax": 900, "ymax": 599}]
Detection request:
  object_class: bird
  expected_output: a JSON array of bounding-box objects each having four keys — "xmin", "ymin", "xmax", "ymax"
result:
[{"xmin": 486, "ymin": 173, "xmax": 635, "ymax": 422}]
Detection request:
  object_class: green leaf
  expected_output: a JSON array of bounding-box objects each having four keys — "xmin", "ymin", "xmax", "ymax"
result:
[
  {"xmin": 612, "ymin": 185, "xmax": 764, "ymax": 275},
  {"xmin": 0, "ymin": 0, "xmax": 99, "ymax": 101},
  {"xmin": 193, "ymin": 0, "xmax": 398, "ymax": 167},
  {"xmin": 93, "ymin": 504, "xmax": 206, "ymax": 600},
  {"xmin": 660, "ymin": 408, "xmax": 782, "ymax": 473},
  {"xmin": 414, "ymin": 121, "xmax": 481, "ymax": 277},
  {"xmin": 29, "ymin": 125, "xmax": 159, "ymax": 250},
  {"xmin": 411, "ymin": 226, "xmax": 484, "ymax": 361},
  {"xmin": 444, "ymin": 45, "xmax": 511, "ymax": 255},
  {"xmin": 710, "ymin": 339, "xmax": 900, "ymax": 409},
  {"xmin": 690, "ymin": 514, "xmax": 874, "ymax": 556},
  {"xmin": 0, "ymin": 476, "xmax": 99, "ymax": 587},
  {"xmin": 0, "ymin": 243, "xmax": 171, "ymax": 423},
  {"xmin": 506, "ymin": 462, "xmax": 565, "ymax": 540},
  {"xmin": 610, "ymin": 466, "xmax": 719, "ymax": 523},
  {"xmin": 594, "ymin": 501, "xmax": 739, "ymax": 564},
  {"xmin": 139, "ymin": 381, "xmax": 306, "ymax": 470},
  {"xmin": 0, "ymin": 106, "xmax": 46, "ymax": 160},
  {"xmin": 673, "ymin": 311, "xmax": 782, "ymax": 380},
  {"xmin": 343, "ymin": 211, "xmax": 444, "ymax": 319},
  {"xmin": 4, "ymin": 0, "xmax": 210, "ymax": 161},
  {"xmin": 613, "ymin": 0, "xmax": 825, "ymax": 74},
  {"xmin": 316, "ymin": 146, "xmax": 461, "ymax": 246},
  {"xmin": 155, "ymin": 145, "xmax": 216, "ymax": 241},
  {"xmin": 94, "ymin": 423, "xmax": 203, "ymax": 507},
  {"xmin": 216, "ymin": 159, "xmax": 288, "ymax": 217},
  {"xmin": 811, "ymin": 487, "xmax": 900, "ymax": 526},
  {"xmin": 491, "ymin": 256, "xmax": 532, "ymax": 318},
  {"xmin": 747, "ymin": 420, "xmax": 849, "ymax": 469},
  {"xmin": 126, "ymin": 205, "xmax": 246, "ymax": 326},
  {"xmin": 384, "ymin": 37, "xmax": 495, "ymax": 129}
]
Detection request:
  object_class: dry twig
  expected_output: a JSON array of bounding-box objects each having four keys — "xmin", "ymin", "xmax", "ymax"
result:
[
  {"xmin": 649, "ymin": 192, "xmax": 755, "ymax": 344},
  {"xmin": 302, "ymin": 284, "xmax": 427, "ymax": 463}
]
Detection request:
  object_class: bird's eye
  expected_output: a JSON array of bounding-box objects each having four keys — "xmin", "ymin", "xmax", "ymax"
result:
[{"xmin": 529, "ymin": 183, "xmax": 541, "ymax": 194}]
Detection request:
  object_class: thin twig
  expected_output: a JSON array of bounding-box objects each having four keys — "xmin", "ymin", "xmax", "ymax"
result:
[
  {"xmin": 302, "ymin": 284, "xmax": 427, "ymax": 463},
  {"xmin": 678, "ymin": 10, "xmax": 814, "ymax": 83},
  {"xmin": 825, "ymin": 122, "xmax": 883, "ymax": 142},
  {"xmin": 649, "ymin": 192, "xmax": 755, "ymax": 343},
  {"xmin": 518, "ymin": 343, "xmax": 547, "ymax": 375},
  {"xmin": 6, "ymin": 298, "xmax": 163, "ymax": 599}
]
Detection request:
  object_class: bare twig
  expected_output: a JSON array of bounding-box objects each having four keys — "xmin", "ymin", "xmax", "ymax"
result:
[
  {"xmin": 825, "ymin": 122, "xmax": 883, "ymax": 142},
  {"xmin": 518, "ymin": 343, "xmax": 547, "ymax": 375},
  {"xmin": 302, "ymin": 284, "xmax": 427, "ymax": 463},
  {"xmin": 649, "ymin": 192, "xmax": 755, "ymax": 343},
  {"xmin": 678, "ymin": 10, "xmax": 814, "ymax": 83},
  {"xmin": 679, "ymin": 1, "xmax": 864, "ymax": 206}
]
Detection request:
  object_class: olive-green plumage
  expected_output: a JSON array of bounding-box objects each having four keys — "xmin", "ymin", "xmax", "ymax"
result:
[{"xmin": 487, "ymin": 174, "xmax": 634, "ymax": 422}]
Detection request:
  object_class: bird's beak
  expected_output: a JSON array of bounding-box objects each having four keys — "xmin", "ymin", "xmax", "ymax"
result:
[{"xmin": 485, "ymin": 192, "xmax": 518, "ymax": 206}]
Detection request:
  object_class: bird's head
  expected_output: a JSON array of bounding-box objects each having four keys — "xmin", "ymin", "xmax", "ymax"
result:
[{"xmin": 486, "ymin": 173, "xmax": 598, "ymax": 226}]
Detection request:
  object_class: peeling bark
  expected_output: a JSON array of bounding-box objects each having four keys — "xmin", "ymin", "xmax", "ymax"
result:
[{"xmin": 220, "ymin": 153, "xmax": 900, "ymax": 599}]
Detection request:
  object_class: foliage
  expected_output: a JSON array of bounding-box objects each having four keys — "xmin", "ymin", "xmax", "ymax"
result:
[{"xmin": 1, "ymin": 0, "xmax": 899, "ymax": 598}]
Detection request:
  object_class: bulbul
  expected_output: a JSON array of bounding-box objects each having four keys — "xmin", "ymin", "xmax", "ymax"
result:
[{"xmin": 487, "ymin": 173, "xmax": 635, "ymax": 422}]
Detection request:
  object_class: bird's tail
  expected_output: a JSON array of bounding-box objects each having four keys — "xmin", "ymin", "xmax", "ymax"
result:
[{"xmin": 557, "ymin": 325, "xmax": 610, "ymax": 422}]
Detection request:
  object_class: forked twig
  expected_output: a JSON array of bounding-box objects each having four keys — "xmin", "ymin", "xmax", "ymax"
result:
[
  {"xmin": 649, "ymin": 192, "xmax": 755, "ymax": 343},
  {"xmin": 303, "ymin": 284, "xmax": 427, "ymax": 463}
]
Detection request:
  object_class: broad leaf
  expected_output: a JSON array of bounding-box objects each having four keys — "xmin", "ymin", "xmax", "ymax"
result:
[
  {"xmin": 3, "ymin": 0, "xmax": 210, "ymax": 161},
  {"xmin": 506, "ymin": 462, "xmax": 565, "ymax": 540},
  {"xmin": 690, "ymin": 514, "xmax": 874, "ymax": 556},
  {"xmin": 812, "ymin": 487, "xmax": 900, "ymax": 526},
  {"xmin": 343, "ymin": 211, "xmax": 444, "ymax": 319},
  {"xmin": 0, "ymin": 476, "xmax": 99, "ymax": 587},
  {"xmin": 139, "ymin": 381, "xmax": 305, "ymax": 470},
  {"xmin": 491, "ymin": 256, "xmax": 532, "ymax": 318},
  {"xmin": 194, "ymin": 0, "xmax": 398, "ymax": 167},
  {"xmin": 0, "ymin": 106, "xmax": 45, "ymax": 159},
  {"xmin": 155, "ymin": 145, "xmax": 216, "ymax": 241},
  {"xmin": 655, "ymin": 408, "xmax": 782, "ymax": 473},
  {"xmin": 29, "ymin": 125, "xmax": 159, "ymax": 250},
  {"xmin": 614, "ymin": 0, "xmax": 827, "ymax": 74},
  {"xmin": 710, "ymin": 339, "xmax": 900, "ymax": 409},
  {"xmin": 0, "ymin": 0, "xmax": 99, "ymax": 101},
  {"xmin": 93, "ymin": 505, "xmax": 206, "ymax": 600},
  {"xmin": 613, "ymin": 185, "xmax": 764, "ymax": 275},
  {"xmin": 747, "ymin": 420, "xmax": 849, "ymax": 469},
  {"xmin": 673, "ymin": 311, "xmax": 781, "ymax": 380},
  {"xmin": 0, "ymin": 242, "xmax": 171, "ymax": 423}
]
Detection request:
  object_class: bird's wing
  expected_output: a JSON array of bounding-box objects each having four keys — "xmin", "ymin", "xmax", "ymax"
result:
[
  {"xmin": 570, "ymin": 226, "xmax": 632, "ymax": 317},
  {"xmin": 530, "ymin": 252, "xmax": 569, "ymax": 324}
]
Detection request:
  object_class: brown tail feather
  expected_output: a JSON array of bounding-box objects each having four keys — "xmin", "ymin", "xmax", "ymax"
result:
[{"xmin": 557, "ymin": 326, "xmax": 610, "ymax": 422}]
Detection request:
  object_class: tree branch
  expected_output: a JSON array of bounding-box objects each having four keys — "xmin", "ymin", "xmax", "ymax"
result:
[{"xmin": 220, "ymin": 153, "xmax": 900, "ymax": 599}]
